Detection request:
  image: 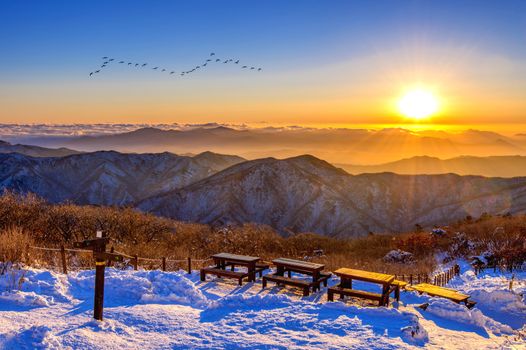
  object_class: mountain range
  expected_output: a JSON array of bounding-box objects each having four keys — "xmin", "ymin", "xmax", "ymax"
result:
[
  {"xmin": 138, "ymin": 155, "xmax": 526, "ymax": 237},
  {"xmin": 1, "ymin": 142, "xmax": 526, "ymax": 237},
  {"xmin": 338, "ymin": 155, "xmax": 526, "ymax": 178},
  {"xmin": 0, "ymin": 151, "xmax": 244, "ymax": 205}
]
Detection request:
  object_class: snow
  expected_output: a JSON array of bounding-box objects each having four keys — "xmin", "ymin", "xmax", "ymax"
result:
[{"xmin": 0, "ymin": 264, "xmax": 525, "ymax": 349}]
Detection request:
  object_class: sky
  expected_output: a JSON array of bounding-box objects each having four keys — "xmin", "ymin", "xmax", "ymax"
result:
[{"xmin": 1, "ymin": 0, "xmax": 525, "ymax": 130}]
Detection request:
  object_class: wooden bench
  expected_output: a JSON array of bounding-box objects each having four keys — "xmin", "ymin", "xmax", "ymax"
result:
[
  {"xmin": 200, "ymin": 267, "xmax": 249, "ymax": 286},
  {"xmin": 262, "ymin": 273, "xmax": 313, "ymax": 296},
  {"xmin": 327, "ymin": 286, "xmax": 383, "ymax": 304},
  {"xmin": 330, "ymin": 268, "xmax": 396, "ymax": 306},
  {"xmin": 409, "ymin": 283, "xmax": 476, "ymax": 308}
]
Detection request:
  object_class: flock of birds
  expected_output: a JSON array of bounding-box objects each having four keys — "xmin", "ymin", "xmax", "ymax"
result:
[{"xmin": 89, "ymin": 52, "xmax": 263, "ymax": 77}]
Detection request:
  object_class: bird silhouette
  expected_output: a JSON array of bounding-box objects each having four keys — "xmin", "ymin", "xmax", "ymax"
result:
[
  {"xmin": 89, "ymin": 72, "xmax": 93, "ymax": 76},
  {"xmin": 102, "ymin": 56, "xmax": 108, "ymax": 59},
  {"xmin": 142, "ymin": 63, "xmax": 147, "ymax": 67},
  {"xmin": 235, "ymin": 60, "xmax": 239, "ymax": 64},
  {"xmin": 128, "ymin": 62, "xmax": 132, "ymax": 65},
  {"xmin": 135, "ymin": 63, "xmax": 139, "ymax": 67},
  {"xmin": 95, "ymin": 70, "xmax": 100, "ymax": 73},
  {"xmin": 210, "ymin": 52, "xmax": 215, "ymax": 56},
  {"xmin": 258, "ymin": 68, "xmax": 262, "ymax": 71},
  {"xmin": 162, "ymin": 69, "xmax": 166, "ymax": 72},
  {"xmin": 206, "ymin": 59, "xmax": 212, "ymax": 62},
  {"xmin": 215, "ymin": 59, "xmax": 221, "ymax": 62},
  {"xmin": 101, "ymin": 65, "xmax": 107, "ymax": 68},
  {"xmin": 119, "ymin": 61, "xmax": 124, "ymax": 64},
  {"xmin": 170, "ymin": 71, "xmax": 175, "ymax": 74},
  {"xmin": 153, "ymin": 67, "xmax": 158, "ymax": 70},
  {"xmin": 223, "ymin": 60, "xmax": 228, "ymax": 63},
  {"xmin": 250, "ymin": 67, "xmax": 255, "ymax": 70},
  {"xmin": 109, "ymin": 58, "xmax": 114, "ymax": 61},
  {"xmin": 242, "ymin": 65, "xmax": 247, "ymax": 68}
]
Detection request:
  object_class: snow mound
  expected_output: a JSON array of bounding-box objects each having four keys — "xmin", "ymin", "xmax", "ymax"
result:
[
  {"xmin": 0, "ymin": 268, "xmax": 71, "ymax": 304},
  {"xmin": 425, "ymin": 298, "xmax": 514, "ymax": 335},
  {"xmin": 69, "ymin": 269, "xmax": 209, "ymax": 308},
  {"xmin": 0, "ymin": 291, "xmax": 53, "ymax": 307}
]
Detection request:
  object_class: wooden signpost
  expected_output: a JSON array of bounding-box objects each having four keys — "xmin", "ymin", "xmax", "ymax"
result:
[{"xmin": 73, "ymin": 231, "xmax": 124, "ymax": 321}]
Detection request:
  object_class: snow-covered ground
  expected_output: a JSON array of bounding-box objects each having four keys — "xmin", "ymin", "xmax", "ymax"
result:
[{"xmin": 0, "ymin": 264, "xmax": 524, "ymax": 349}]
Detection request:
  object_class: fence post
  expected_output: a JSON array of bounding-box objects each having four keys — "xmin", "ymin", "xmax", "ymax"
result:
[
  {"xmin": 409, "ymin": 274, "xmax": 413, "ymax": 285},
  {"xmin": 187, "ymin": 257, "xmax": 192, "ymax": 274},
  {"xmin": 162, "ymin": 257, "xmax": 166, "ymax": 272},
  {"xmin": 107, "ymin": 246, "xmax": 115, "ymax": 267},
  {"xmin": 25, "ymin": 243, "xmax": 30, "ymax": 265},
  {"xmin": 60, "ymin": 245, "xmax": 68, "ymax": 274},
  {"xmin": 133, "ymin": 255, "xmax": 138, "ymax": 271}
]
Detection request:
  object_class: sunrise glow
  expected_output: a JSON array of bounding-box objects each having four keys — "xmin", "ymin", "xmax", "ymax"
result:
[{"xmin": 398, "ymin": 89, "xmax": 439, "ymax": 121}]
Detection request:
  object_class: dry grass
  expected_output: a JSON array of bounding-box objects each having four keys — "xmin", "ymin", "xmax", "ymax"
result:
[{"xmin": 0, "ymin": 191, "xmax": 524, "ymax": 275}]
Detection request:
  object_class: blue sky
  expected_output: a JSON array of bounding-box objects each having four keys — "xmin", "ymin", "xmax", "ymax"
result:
[{"xmin": 1, "ymin": 0, "xmax": 525, "ymax": 126}]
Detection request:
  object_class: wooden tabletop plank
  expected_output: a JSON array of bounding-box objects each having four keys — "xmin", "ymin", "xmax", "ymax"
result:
[
  {"xmin": 272, "ymin": 258, "xmax": 324, "ymax": 270},
  {"xmin": 212, "ymin": 253, "xmax": 260, "ymax": 263},
  {"xmin": 409, "ymin": 283, "xmax": 469, "ymax": 302},
  {"xmin": 334, "ymin": 268, "xmax": 395, "ymax": 284}
]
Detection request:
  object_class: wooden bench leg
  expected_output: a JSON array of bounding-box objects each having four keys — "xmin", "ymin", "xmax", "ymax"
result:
[
  {"xmin": 395, "ymin": 286, "xmax": 400, "ymax": 302},
  {"xmin": 328, "ymin": 290, "xmax": 334, "ymax": 301},
  {"xmin": 262, "ymin": 277, "xmax": 267, "ymax": 289},
  {"xmin": 287, "ymin": 271, "xmax": 292, "ymax": 278},
  {"xmin": 303, "ymin": 287, "xmax": 309, "ymax": 297},
  {"xmin": 323, "ymin": 279, "xmax": 328, "ymax": 287},
  {"xmin": 200, "ymin": 269, "xmax": 206, "ymax": 281},
  {"xmin": 238, "ymin": 278, "xmax": 243, "ymax": 286}
]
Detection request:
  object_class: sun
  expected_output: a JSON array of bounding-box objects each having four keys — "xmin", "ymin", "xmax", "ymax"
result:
[{"xmin": 398, "ymin": 89, "xmax": 439, "ymax": 120}]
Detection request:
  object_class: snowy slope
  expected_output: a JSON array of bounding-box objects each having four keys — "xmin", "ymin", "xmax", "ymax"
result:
[
  {"xmin": 0, "ymin": 264, "xmax": 524, "ymax": 349},
  {"xmin": 139, "ymin": 155, "xmax": 526, "ymax": 237},
  {"xmin": 0, "ymin": 151, "xmax": 244, "ymax": 205}
]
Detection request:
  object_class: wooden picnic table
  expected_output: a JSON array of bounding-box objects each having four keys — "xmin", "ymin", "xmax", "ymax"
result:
[
  {"xmin": 408, "ymin": 283, "xmax": 472, "ymax": 305},
  {"xmin": 329, "ymin": 268, "xmax": 396, "ymax": 306},
  {"xmin": 262, "ymin": 258, "xmax": 331, "ymax": 296},
  {"xmin": 200, "ymin": 253, "xmax": 265, "ymax": 285}
]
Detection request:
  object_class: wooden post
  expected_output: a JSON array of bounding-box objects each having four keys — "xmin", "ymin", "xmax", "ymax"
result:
[
  {"xmin": 107, "ymin": 246, "xmax": 114, "ymax": 267},
  {"xmin": 162, "ymin": 257, "xmax": 166, "ymax": 272},
  {"xmin": 93, "ymin": 236, "xmax": 108, "ymax": 321},
  {"xmin": 60, "ymin": 245, "xmax": 68, "ymax": 274},
  {"xmin": 187, "ymin": 257, "xmax": 191, "ymax": 274},
  {"xmin": 25, "ymin": 243, "xmax": 30, "ymax": 265},
  {"xmin": 133, "ymin": 255, "xmax": 138, "ymax": 271},
  {"xmin": 409, "ymin": 274, "xmax": 413, "ymax": 285}
]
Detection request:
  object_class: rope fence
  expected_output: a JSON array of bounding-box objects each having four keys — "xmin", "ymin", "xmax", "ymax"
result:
[
  {"xmin": 26, "ymin": 244, "xmax": 462, "ymax": 287},
  {"xmin": 26, "ymin": 244, "xmax": 212, "ymax": 275}
]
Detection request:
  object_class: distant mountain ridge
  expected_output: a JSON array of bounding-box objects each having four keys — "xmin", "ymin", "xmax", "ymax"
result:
[
  {"xmin": 338, "ymin": 155, "xmax": 526, "ymax": 177},
  {"xmin": 12, "ymin": 126, "xmax": 526, "ymax": 164},
  {"xmin": 0, "ymin": 140, "xmax": 81, "ymax": 157}
]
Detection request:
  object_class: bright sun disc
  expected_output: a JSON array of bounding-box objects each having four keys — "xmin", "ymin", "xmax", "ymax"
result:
[{"xmin": 398, "ymin": 89, "xmax": 438, "ymax": 120}]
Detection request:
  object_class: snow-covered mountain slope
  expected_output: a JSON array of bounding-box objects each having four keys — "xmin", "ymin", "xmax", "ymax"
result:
[
  {"xmin": 0, "ymin": 140, "xmax": 80, "ymax": 157},
  {"xmin": 0, "ymin": 265, "xmax": 523, "ymax": 349},
  {"xmin": 0, "ymin": 151, "xmax": 245, "ymax": 205},
  {"xmin": 139, "ymin": 155, "xmax": 526, "ymax": 237}
]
